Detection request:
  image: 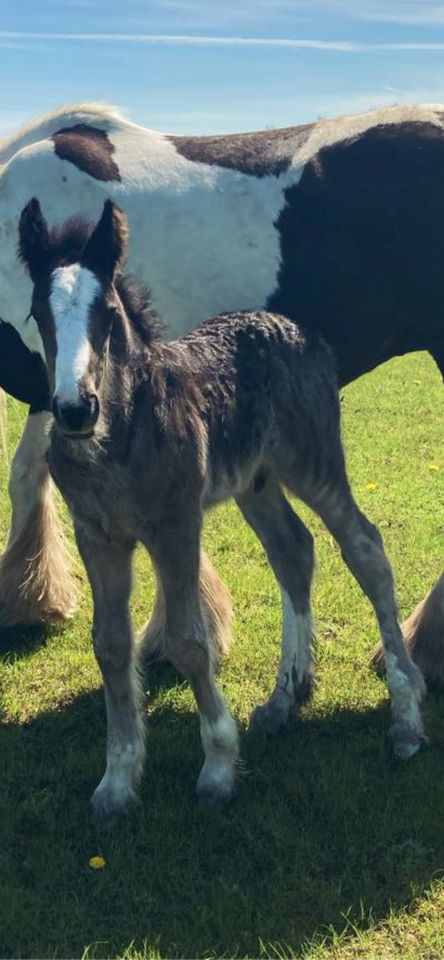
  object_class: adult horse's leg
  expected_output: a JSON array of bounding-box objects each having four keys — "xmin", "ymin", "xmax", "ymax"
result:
[
  {"xmin": 0, "ymin": 409, "xmax": 78, "ymax": 626},
  {"xmin": 372, "ymin": 345, "xmax": 444, "ymax": 689},
  {"xmin": 236, "ymin": 476, "xmax": 315, "ymax": 734},
  {"xmin": 139, "ymin": 549, "xmax": 233, "ymax": 666}
]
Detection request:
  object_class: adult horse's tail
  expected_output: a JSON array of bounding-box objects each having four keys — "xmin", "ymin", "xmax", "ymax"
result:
[
  {"xmin": 139, "ymin": 551, "xmax": 233, "ymax": 667},
  {"xmin": 373, "ymin": 577, "xmax": 444, "ymax": 689}
]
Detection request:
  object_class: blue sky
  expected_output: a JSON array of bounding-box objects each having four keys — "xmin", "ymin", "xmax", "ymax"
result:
[{"xmin": 1, "ymin": 0, "xmax": 444, "ymax": 139}]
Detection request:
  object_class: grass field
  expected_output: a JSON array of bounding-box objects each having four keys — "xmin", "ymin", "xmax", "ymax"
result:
[{"xmin": 2, "ymin": 351, "xmax": 444, "ymax": 960}]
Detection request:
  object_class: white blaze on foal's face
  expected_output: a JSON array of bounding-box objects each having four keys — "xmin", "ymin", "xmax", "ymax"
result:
[{"xmin": 49, "ymin": 264, "xmax": 100, "ymax": 403}]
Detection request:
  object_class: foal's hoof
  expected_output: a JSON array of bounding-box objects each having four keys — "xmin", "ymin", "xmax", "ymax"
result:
[
  {"xmin": 197, "ymin": 779, "xmax": 238, "ymax": 812},
  {"xmin": 196, "ymin": 763, "xmax": 238, "ymax": 812},
  {"xmin": 250, "ymin": 696, "xmax": 291, "ymax": 736},
  {"xmin": 389, "ymin": 723, "xmax": 425, "ymax": 761},
  {"xmin": 90, "ymin": 785, "xmax": 137, "ymax": 826}
]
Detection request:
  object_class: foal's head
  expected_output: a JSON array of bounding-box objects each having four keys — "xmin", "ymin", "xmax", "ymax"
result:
[{"xmin": 19, "ymin": 198, "xmax": 129, "ymax": 438}]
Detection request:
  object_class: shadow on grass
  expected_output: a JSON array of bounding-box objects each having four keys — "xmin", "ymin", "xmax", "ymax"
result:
[
  {"xmin": 2, "ymin": 678, "xmax": 444, "ymax": 959},
  {"xmin": 0, "ymin": 619, "xmax": 68, "ymax": 660}
]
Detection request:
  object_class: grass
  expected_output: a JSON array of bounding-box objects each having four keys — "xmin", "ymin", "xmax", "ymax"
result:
[{"xmin": 2, "ymin": 351, "xmax": 444, "ymax": 959}]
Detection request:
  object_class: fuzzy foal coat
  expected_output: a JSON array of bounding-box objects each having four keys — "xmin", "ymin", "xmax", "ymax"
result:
[
  {"xmin": 19, "ymin": 201, "xmax": 426, "ymax": 817},
  {"xmin": 48, "ymin": 305, "xmax": 338, "ymax": 561}
]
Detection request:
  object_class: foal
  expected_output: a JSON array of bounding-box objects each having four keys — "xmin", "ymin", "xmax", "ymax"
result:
[{"xmin": 19, "ymin": 198, "xmax": 426, "ymax": 819}]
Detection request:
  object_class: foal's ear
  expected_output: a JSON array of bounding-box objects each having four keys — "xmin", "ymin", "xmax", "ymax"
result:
[
  {"xmin": 18, "ymin": 198, "xmax": 51, "ymax": 281},
  {"xmin": 83, "ymin": 200, "xmax": 128, "ymax": 279}
]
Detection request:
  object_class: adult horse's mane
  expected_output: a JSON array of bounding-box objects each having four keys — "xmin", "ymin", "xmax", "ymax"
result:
[{"xmin": 0, "ymin": 102, "xmax": 126, "ymax": 165}]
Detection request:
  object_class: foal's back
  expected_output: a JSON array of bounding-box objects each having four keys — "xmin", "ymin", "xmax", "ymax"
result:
[{"xmin": 161, "ymin": 309, "xmax": 341, "ymax": 504}]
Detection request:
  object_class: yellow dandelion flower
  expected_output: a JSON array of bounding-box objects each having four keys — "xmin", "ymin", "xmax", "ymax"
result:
[
  {"xmin": 89, "ymin": 856, "xmax": 106, "ymax": 869},
  {"xmin": 428, "ymin": 462, "xmax": 440, "ymax": 472},
  {"xmin": 413, "ymin": 379, "xmax": 421, "ymax": 385},
  {"xmin": 366, "ymin": 482, "xmax": 377, "ymax": 491}
]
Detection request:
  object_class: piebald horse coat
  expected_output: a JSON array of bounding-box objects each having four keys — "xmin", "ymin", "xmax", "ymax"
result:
[{"xmin": 1, "ymin": 102, "xmax": 444, "ymax": 683}]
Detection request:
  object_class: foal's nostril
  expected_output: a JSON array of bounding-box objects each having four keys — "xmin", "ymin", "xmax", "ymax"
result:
[
  {"xmin": 61, "ymin": 403, "xmax": 90, "ymax": 432},
  {"xmin": 52, "ymin": 395, "xmax": 99, "ymax": 434}
]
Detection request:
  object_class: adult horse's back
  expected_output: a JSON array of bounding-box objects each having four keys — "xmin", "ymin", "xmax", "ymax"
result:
[{"xmin": 1, "ymin": 101, "xmax": 443, "ymax": 683}]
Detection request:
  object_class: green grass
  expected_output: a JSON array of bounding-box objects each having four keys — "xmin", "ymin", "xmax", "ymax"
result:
[{"xmin": 2, "ymin": 352, "xmax": 444, "ymax": 959}]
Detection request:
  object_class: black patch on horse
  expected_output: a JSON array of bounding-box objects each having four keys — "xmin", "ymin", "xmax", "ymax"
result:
[
  {"xmin": 169, "ymin": 123, "xmax": 314, "ymax": 178},
  {"xmin": 0, "ymin": 320, "xmax": 50, "ymax": 411},
  {"xmin": 52, "ymin": 124, "xmax": 121, "ymax": 182},
  {"xmin": 267, "ymin": 120, "xmax": 444, "ymax": 386}
]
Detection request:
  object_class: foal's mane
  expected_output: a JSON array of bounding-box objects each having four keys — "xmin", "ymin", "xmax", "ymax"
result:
[{"xmin": 45, "ymin": 216, "xmax": 164, "ymax": 347}]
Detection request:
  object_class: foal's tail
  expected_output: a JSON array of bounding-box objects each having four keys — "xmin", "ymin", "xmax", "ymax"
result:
[{"xmin": 139, "ymin": 550, "xmax": 233, "ymax": 667}]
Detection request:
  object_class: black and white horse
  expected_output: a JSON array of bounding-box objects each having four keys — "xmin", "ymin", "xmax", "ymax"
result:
[
  {"xmin": 18, "ymin": 197, "xmax": 426, "ymax": 817},
  {"xmin": 1, "ymin": 102, "xmax": 444, "ymax": 684}
]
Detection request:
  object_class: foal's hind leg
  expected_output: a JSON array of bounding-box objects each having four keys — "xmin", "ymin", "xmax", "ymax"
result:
[
  {"xmin": 236, "ymin": 477, "xmax": 315, "ymax": 735},
  {"xmin": 0, "ymin": 410, "xmax": 78, "ymax": 626},
  {"xmin": 311, "ymin": 484, "xmax": 426, "ymax": 758},
  {"xmin": 75, "ymin": 526, "xmax": 144, "ymax": 821},
  {"xmin": 146, "ymin": 516, "xmax": 239, "ymax": 809}
]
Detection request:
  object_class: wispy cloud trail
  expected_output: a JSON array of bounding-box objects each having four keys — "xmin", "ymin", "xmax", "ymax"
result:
[{"xmin": 2, "ymin": 31, "xmax": 444, "ymax": 50}]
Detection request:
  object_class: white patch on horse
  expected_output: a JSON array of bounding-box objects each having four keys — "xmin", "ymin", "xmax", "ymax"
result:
[
  {"xmin": 50, "ymin": 264, "xmax": 99, "ymax": 403},
  {"xmin": 277, "ymin": 589, "xmax": 313, "ymax": 695},
  {"xmin": 291, "ymin": 102, "xmax": 444, "ymax": 171},
  {"xmin": 97, "ymin": 125, "xmax": 297, "ymax": 334},
  {"xmin": 6, "ymin": 410, "xmax": 52, "ymax": 546},
  {"xmin": 1, "ymin": 101, "xmax": 444, "ymax": 353}
]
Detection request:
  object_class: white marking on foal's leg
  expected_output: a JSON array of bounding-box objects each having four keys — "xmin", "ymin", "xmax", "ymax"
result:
[
  {"xmin": 384, "ymin": 648, "xmax": 426, "ymax": 759},
  {"xmin": 197, "ymin": 710, "xmax": 239, "ymax": 809},
  {"xmin": 278, "ymin": 589, "xmax": 314, "ymax": 698},
  {"xmin": 91, "ymin": 661, "xmax": 146, "ymax": 821},
  {"xmin": 92, "ymin": 736, "xmax": 146, "ymax": 818},
  {"xmin": 251, "ymin": 589, "xmax": 314, "ymax": 735}
]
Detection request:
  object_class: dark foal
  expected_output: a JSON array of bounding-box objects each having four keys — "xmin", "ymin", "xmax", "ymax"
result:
[{"xmin": 18, "ymin": 198, "xmax": 426, "ymax": 819}]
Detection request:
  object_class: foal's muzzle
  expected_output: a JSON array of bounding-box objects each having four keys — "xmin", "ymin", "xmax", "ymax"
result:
[{"xmin": 52, "ymin": 394, "xmax": 100, "ymax": 438}]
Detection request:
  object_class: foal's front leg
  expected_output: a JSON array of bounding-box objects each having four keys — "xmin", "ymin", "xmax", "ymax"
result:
[
  {"xmin": 148, "ymin": 517, "xmax": 239, "ymax": 809},
  {"xmin": 75, "ymin": 525, "xmax": 144, "ymax": 821}
]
